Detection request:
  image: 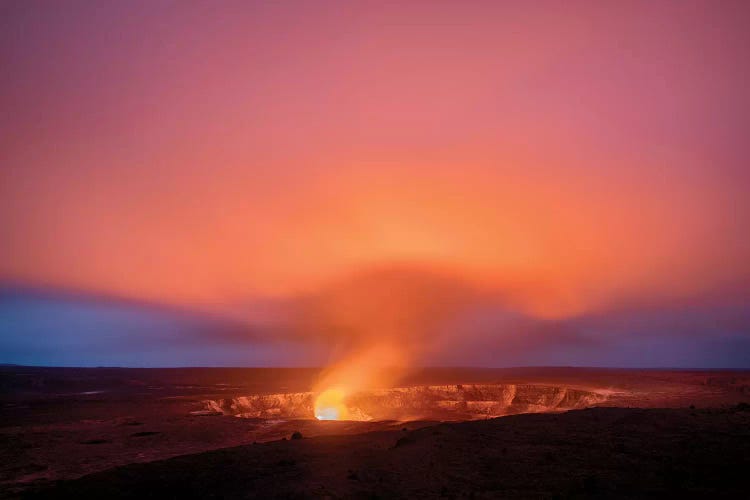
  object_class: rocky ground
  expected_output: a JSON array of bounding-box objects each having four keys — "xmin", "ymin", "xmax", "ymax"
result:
[
  {"xmin": 23, "ymin": 405, "xmax": 750, "ymax": 499},
  {"xmin": 1, "ymin": 367, "xmax": 748, "ymax": 498}
]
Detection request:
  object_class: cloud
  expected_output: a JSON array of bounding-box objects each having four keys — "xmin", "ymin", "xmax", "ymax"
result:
[
  {"xmin": 2, "ymin": 263, "xmax": 749, "ymax": 368},
  {"xmin": 0, "ymin": 285, "xmax": 292, "ymax": 367}
]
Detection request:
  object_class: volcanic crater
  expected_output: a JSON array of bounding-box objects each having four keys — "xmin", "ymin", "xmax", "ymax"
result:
[{"xmin": 202, "ymin": 383, "xmax": 610, "ymax": 421}]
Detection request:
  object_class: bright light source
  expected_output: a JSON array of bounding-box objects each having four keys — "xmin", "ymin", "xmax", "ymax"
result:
[
  {"xmin": 314, "ymin": 388, "xmax": 349, "ymax": 420},
  {"xmin": 315, "ymin": 407, "xmax": 340, "ymax": 420}
]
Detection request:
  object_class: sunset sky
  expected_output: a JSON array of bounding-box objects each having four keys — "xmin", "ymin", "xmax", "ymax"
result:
[{"xmin": 1, "ymin": 0, "xmax": 749, "ymax": 368}]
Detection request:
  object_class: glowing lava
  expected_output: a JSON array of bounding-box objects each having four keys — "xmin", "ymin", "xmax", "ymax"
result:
[{"xmin": 314, "ymin": 388, "xmax": 349, "ymax": 420}]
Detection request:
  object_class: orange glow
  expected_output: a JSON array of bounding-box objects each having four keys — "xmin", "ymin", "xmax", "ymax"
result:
[
  {"xmin": 312, "ymin": 345, "xmax": 408, "ymax": 420},
  {"xmin": 3, "ymin": 160, "xmax": 742, "ymax": 319},
  {"xmin": 314, "ymin": 388, "xmax": 350, "ymax": 421}
]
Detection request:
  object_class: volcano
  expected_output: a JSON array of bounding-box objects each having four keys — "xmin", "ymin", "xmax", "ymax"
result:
[
  {"xmin": 2, "ymin": 366, "xmax": 749, "ymax": 498},
  {"xmin": 204, "ymin": 383, "xmax": 610, "ymax": 421}
]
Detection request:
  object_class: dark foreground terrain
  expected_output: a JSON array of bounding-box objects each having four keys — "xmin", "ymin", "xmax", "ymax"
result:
[
  {"xmin": 25, "ymin": 405, "xmax": 750, "ymax": 498},
  {"xmin": 2, "ymin": 367, "xmax": 749, "ymax": 498}
]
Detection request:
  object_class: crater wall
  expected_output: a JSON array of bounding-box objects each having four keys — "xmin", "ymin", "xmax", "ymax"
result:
[{"xmin": 203, "ymin": 384, "xmax": 609, "ymax": 420}]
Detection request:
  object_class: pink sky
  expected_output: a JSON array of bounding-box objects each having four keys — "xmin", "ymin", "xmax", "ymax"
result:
[{"xmin": 1, "ymin": 1, "xmax": 749, "ymax": 367}]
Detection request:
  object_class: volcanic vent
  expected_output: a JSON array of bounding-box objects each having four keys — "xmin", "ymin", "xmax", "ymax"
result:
[{"xmin": 203, "ymin": 384, "xmax": 609, "ymax": 421}]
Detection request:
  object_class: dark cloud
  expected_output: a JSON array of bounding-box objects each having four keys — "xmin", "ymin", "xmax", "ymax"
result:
[
  {"xmin": 1, "ymin": 270, "xmax": 749, "ymax": 368},
  {"xmin": 0, "ymin": 284, "xmax": 281, "ymax": 367}
]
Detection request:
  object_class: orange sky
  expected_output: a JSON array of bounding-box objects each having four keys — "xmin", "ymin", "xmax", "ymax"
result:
[{"xmin": 2, "ymin": 0, "xmax": 749, "ymax": 323}]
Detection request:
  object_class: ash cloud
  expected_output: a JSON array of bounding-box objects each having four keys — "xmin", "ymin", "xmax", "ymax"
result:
[{"xmin": 275, "ymin": 264, "xmax": 750, "ymax": 370}]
